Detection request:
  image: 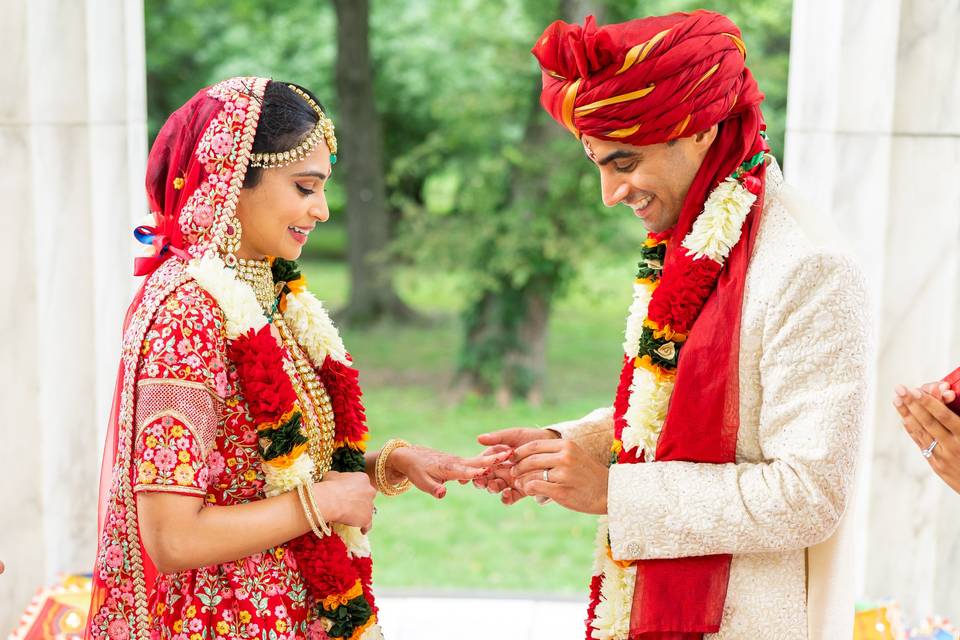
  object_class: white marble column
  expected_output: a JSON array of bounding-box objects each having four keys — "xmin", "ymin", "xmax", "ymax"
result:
[
  {"xmin": 0, "ymin": 0, "xmax": 145, "ymax": 630},
  {"xmin": 785, "ymin": 0, "xmax": 960, "ymax": 621}
]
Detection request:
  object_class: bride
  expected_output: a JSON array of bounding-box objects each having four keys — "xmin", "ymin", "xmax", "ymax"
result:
[{"xmin": 86, "ymin": 76, "xmax": 506, "ymax": 640}]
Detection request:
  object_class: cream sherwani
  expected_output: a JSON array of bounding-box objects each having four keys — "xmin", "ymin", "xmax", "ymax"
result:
[{"xmin": 551, "ymin": 162, "xmax": 869, "ymax": 640}]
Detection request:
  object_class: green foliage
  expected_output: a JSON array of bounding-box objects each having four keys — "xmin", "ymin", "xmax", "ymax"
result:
[{"xmin": 145, "ymin": 0, "xmax": 793, "ymax": 397}]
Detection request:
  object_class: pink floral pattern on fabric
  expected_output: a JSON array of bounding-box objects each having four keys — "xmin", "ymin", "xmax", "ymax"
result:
[
  {"xmin": 177, "ymin": 77, "xmax": 262, "ymax": 266},
  {"xmin": 134, "ymin": 415, "xmax": 208, "ymax": 496},
  {"xmin": 139, "ymin": 280, "xmax": 232, "ymax": 395}
]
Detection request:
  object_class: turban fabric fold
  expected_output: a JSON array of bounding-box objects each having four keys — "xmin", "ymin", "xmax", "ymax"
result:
[
  {"xmin": 534, "ymin": 12, "xmax": 770, "ymax": 639},
  {"xmin": 533, "ymin": 11, "xmax": 762, "ymax": 147}
]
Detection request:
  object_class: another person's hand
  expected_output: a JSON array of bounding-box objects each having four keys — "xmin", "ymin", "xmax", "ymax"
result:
[
  {"xmin": 509, "ymin": 437, "xmax": 609, "ymax": 514},
  {"xmin": 475, "ymin": 428, "xmax": 560, "ymax": 504},
  {"xmin": 0, "ymin": 559, "xmax": 4, "ymax": 575},
  {"xmin": 388, "ymin": 444, "xmax": 512, "ymax": 499},
  {"xmin": 316, "ymin": 471, "xmax": 377, "ymax": 531},
  {"xmin": 894, "ymin": 382, "xmax": 960, "ymax": 494}
]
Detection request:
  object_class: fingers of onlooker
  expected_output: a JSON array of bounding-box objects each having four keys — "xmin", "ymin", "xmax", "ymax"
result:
[{"xmin": 904, "ymin": 390, "xmax": 957, "ymax": 442}]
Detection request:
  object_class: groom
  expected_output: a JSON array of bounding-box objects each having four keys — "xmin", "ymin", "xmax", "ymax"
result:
[{"xmin": 477, "ymin": 11, "xmax": 868, "ymax": 640}]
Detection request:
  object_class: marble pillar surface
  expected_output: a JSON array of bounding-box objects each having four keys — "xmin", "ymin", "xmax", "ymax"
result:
[
  {"xmin": 0, "ymin": 0, "xmax": 145, "ymax": 631},
  {"xmin": 786, "ymin": 0, "xmax": 960, "ymax": 622}
]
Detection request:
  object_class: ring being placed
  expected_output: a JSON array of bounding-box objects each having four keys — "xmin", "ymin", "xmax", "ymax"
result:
[
  {"xmin": 543, "ymin": 468, "xmax": 550, "ymax": 483},
  {"xmin": 922, "ymin": 439, "xmax": 939, "ymax": 459}
]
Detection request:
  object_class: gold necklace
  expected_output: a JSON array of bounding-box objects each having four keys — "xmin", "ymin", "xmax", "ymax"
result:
[
  {"xmin": 273, "ymin": 312, "xmax": 337, "ymax": 480},
  {"xmin": 235, "ymin": 258, "xmax": 276, "ymax": 314}
]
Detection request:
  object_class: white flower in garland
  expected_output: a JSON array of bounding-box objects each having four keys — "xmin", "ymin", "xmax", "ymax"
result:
[
  {"xmin": 262, "ymin": 453, "xmax": 315, "ymax": 497},
  {"xmin": 622, "ymin": 282, "xmax": 653, "ymax": 358},
  {"xmin": 360, "ymin": 624, "xmax": 385, "ymax": 640},
  {"xmin": 187, "ymin": 255, "xmax": 267, "ymax": 338},
  {"xmin": 333, "ymin": 522, "xmax": 372, "ymax": 558},
  {"xmin": 621, "ymin": 367, "xmax": 672, "ymax": 460},
  {"xmin": 682, "ymin": 177, "xmax": 756, "ymax": 262},
  {"xmin": 589, "ymin": 518, "xmax": 637, "ymax": 640},
  {"xmin": 283, "ymin": 290, "xmax": 349, "ymax": 366},
  {"xmin": 591, "ymin": 553, "xmax": 636, "ymax": 640}
]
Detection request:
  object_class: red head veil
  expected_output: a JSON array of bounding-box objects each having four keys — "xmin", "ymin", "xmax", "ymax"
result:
[
  {"xmin": 87, "ymin": 77, "xmax": 269, "ymax": 639},
  {"xmin": 534, "ymin": 12, "xmax": 768, "ymax": 639}
]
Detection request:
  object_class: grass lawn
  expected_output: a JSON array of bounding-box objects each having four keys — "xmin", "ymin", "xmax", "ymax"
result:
[{"xmin": 300, "ymin": 254, "xmax": 637, "ymax": 595}]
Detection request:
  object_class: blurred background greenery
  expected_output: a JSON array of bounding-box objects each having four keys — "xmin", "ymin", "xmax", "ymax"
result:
[{"xmin": 145, "ymin": 0, "xmax": 791, "ymax": 594}]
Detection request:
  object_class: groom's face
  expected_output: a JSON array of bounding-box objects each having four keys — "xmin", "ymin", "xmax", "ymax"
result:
[{"xmin": 582, "ymin": 128, "xmax": 716, "ymax": 234}]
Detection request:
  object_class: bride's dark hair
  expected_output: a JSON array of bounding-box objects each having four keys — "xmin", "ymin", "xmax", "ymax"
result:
[{"xmin": 243, "ymin": 80, "xmax": 328, "ymax": 188}]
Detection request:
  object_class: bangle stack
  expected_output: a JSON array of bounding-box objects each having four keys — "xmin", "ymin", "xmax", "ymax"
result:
[
  {"xmin": 296, "ymin": 483, "xmax": 331, "ymax": 538},
  {"xmin": 375, "ymin": 438, "xmax": 413, "ymax": 496}
]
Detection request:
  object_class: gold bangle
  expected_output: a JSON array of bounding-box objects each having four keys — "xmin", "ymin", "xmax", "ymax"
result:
[
  {"xmin": 304, "ymin": 482, "xmax": 332, "ymax": 536},
  {"xmin": 375, "ymin": 438, "xmax": 413, "ymax": 496},
  {"xmin": 296, "ymin": 483, "xmax": 324, "ymax": 539}
]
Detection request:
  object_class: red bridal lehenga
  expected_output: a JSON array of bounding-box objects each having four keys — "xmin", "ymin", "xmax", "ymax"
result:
[{"xmin": 86, "ymin": 77, "xmax": 381, "ymax": 640}]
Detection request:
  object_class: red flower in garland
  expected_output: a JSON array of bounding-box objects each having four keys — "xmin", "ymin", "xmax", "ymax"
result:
[
  {"xmin": 288, "ymin": 533, "xmax": 359, "ymax": 599},
  {"xmin": 352, "ymin": 556, "xmax": 377, "ymax": 616},
  {"xmin": 228, "ymin": 325, "xmax": 297, "ymax": 423},
  {"xmin": 585, "ymin": 574, "xmax": 603, "ymax": 640},
  {"xmin": 612, "ymin": 356, "xmax": 635, "ymax": 443},
  {"xmin": 320, "ymin": 356, "xmax": 369, "ymax": 443},
  {"xmin": 647, "ymin": 251, "xmax": 722, "ymax": 334}
]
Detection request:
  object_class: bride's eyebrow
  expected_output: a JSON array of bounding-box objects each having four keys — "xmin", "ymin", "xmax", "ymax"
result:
[{"xmin": 291, "ymin": 170, "xmax": 328, "ymax": 180}]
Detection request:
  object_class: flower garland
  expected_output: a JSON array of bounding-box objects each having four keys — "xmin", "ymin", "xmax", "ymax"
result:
[
  {"xmin": 186, "ymin": 255, "xmax": 381, "ymax": 640},
  {"xmin": 587, "ymin": 150, "xmax": 766, "ymax": 640}
]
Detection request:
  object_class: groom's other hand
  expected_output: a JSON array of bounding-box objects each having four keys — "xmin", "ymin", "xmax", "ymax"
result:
[
  {"xmin": 510, "ymin": 438, "xmax": 609, "ymax": 514},
  {"xmin": 476, "ymin": 428, "xmax": 559, "ymax": 504}
]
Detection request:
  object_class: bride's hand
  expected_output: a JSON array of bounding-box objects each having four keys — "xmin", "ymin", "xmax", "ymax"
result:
[{"xmin": 386, "ymin": 444, "xmax": 512, "ymax": 499}]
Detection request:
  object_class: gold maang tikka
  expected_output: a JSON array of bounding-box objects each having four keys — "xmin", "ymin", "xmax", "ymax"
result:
[{"xmin": 249, "ymin": 84, "xmax": 338, "ymax": 169}]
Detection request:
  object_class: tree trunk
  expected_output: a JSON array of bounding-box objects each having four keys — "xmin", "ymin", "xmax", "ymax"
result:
[
  {"xmin": 454, "ymin": 90, "xmax": 564, "ymax": 404},
  {"xmin": 455, "ymin": 0, "xmax": 601, "ymax": 404},
  {"xmin": 332, "ymin": 0, "xmax": 418, "ymax": 325}
]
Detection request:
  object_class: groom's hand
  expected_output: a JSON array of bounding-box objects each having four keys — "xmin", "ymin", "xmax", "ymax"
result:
[
  {"xmin": 510, "ymin": 438, "xmax": 608, "ymax": 515},
  {"xmin": 475, "ymin": 428, "xmax": 559, "ymax": 504}
]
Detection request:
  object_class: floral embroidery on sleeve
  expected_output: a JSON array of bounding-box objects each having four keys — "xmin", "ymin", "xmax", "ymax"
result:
[
  {"xmin": 135, "ymin": 413, "xmax": 209, "ymax": 496},
  {"xmin": 139, "ymin": 280, "xmax": 233, "ymax": 397}
]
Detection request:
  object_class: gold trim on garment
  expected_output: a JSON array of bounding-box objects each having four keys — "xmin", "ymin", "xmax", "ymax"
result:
[{"xmin": 133, "ymin": 483, "xmax": 208, "ymax": 497}]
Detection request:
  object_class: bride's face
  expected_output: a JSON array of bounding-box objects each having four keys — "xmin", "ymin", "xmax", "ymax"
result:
[{"xmin": 234, "ymin": 141, "xmax": 332, "ymax": 261}]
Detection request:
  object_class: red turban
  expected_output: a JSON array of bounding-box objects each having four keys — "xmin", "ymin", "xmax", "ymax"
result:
[
  {"xmin": 534, "ymin": 12, "xmax": 772, "ymax": 640},
  {"xmin": 532, "ymin": 10, "xmax": 763, "ymax": 146}
]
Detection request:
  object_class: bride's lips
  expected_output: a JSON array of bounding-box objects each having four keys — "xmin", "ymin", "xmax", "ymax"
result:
[{"xmin": 288, "ymin": 226, "xmax": 311, "ymax": 245}]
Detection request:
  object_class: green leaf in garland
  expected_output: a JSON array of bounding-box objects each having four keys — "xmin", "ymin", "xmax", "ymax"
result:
[
  {"xmin": 637, "ymin": 325, "xmax": 682, "ymax": 370},
  {"xmin": 324, "ymin": 595, "xmax": 373, "ymax": 639},
  {"xmin": 635, "ymin": 242, "xmax": 666, "ymax": 281},
  {"xmin": 332, "ymin": 446, "xmax": 366, "ymax": 473},
  {"xmin": 258, "ymin": 412, "xmax": 308, "ymax": 460},
  {"xmin": 272, "ymin": 258, "xmax": 302, "ymax": 295}
]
